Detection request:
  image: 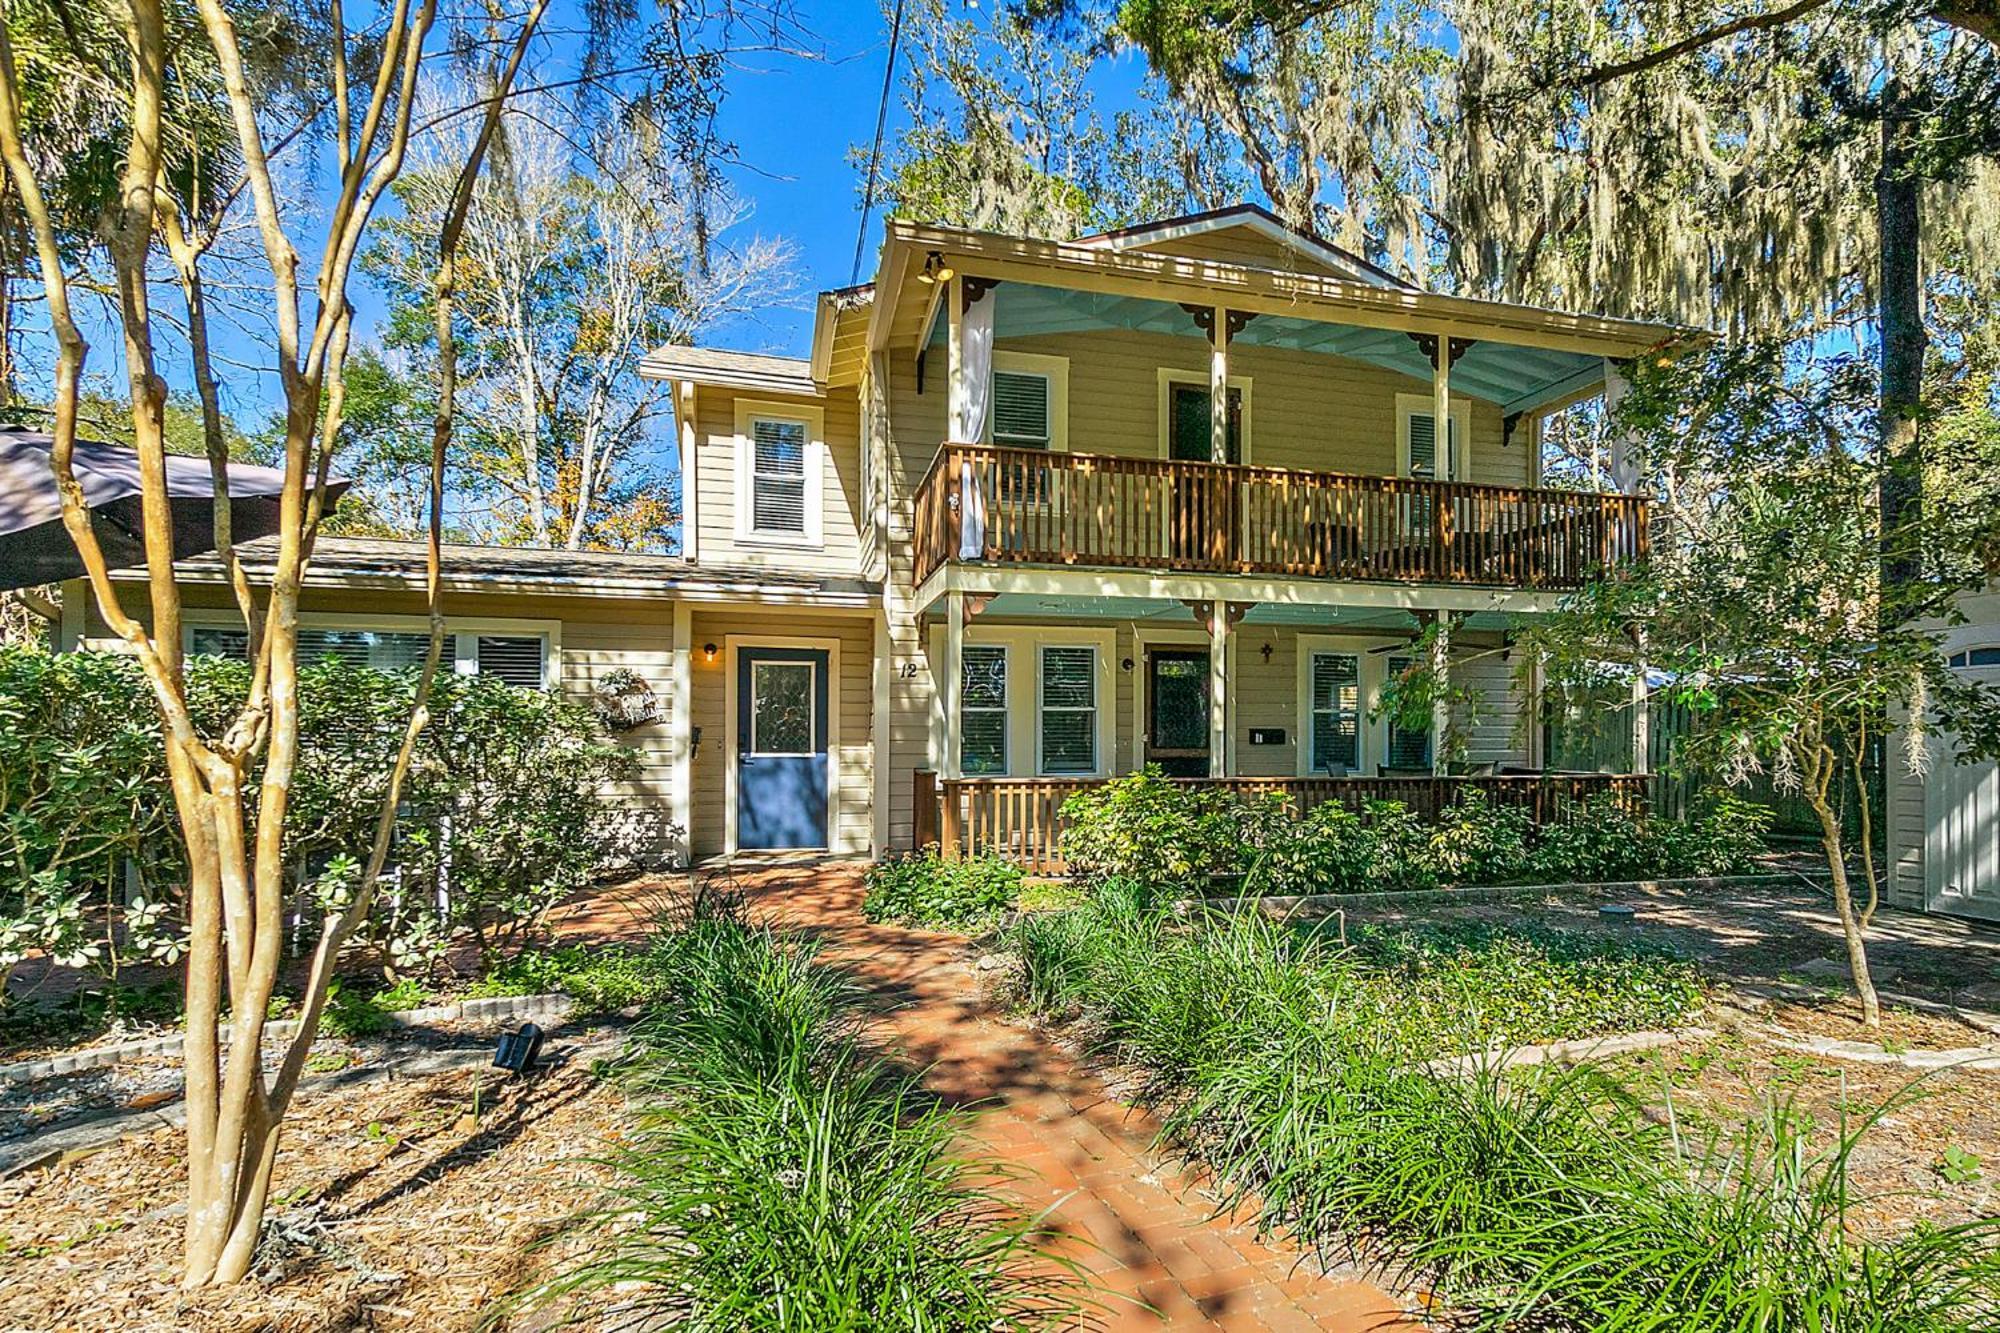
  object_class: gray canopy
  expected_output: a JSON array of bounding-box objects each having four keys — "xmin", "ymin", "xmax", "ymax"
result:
[{"xmin": 0, "ymin": 425, "xmax": 347, "ymax": 591}]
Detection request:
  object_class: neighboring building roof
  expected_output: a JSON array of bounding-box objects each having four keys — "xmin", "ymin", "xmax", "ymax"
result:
[
  {"xmin": 1072, "ymin": 204, "xmax": 1416, "ymax": 291},
  {"xmin": 636, "ymin": 345, "xmax": 820, "ymax": 397},
  {"xmin": 158, "ymin": 535, "xmax": 879, "ymax": 607}
]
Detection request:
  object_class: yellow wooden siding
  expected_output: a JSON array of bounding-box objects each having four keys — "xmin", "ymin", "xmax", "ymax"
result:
[
  {"xmin": 690, "ymin": 382, "xmax": 866, "ymax": 572},
  {"xmin": 882, "ymin": 352, "xmax": 949, "ymax": 847},
  {"xmin": 990, "ymin": 327, "xmax": 1525, "ymax": 487},
  {"xmin": 685, "ymin": 609, "xmax": 875, "ymax": 859}
]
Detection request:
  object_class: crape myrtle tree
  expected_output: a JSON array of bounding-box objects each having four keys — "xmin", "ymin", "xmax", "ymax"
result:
[
  {"xmin": 1518, "ymin": 341, "xmax": 2000, "ymax": 1028},
  {"xmin": 0, "ymin": 0, "xmax": 561, "ymax": 1283}
]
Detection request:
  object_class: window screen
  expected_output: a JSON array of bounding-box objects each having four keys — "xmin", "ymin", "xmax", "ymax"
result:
[
  {"xmin": 476, "ymin": 635, "xmax": 546, "ymax": 688},
  {"xmin": 1385, "ymin": 654, "xmax": 1433, "ymax": 770},
  {"xmin": 1308, "ymin": 653, "xmax": 1360, "ymax": 774},
  {"xmin": 751, "ymin": 418, "xmax": 808, "ymax": 533},
  {"xmin": 960, "ymin": 645, "xmax": 1008, "ymax": 776},
  {"xmin": 992, "ymin": 371, "xmax": 1051, "ymax": 449},
  {"xmin": 1040, "ymin": 646, "xmax": 1097, "ymax": 774}
]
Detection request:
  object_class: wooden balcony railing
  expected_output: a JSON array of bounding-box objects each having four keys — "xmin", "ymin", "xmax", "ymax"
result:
[
  {"xmin": 915, "ymin": 772, "xmax": 1651, "ymax": 876},
  {"xmin": 913, "ymin": 444, "xmax": 1648, "ymax": 590}
]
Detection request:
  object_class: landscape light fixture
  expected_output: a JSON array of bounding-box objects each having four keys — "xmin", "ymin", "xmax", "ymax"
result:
[
  {"xmin": 493, "ymin": 1022, "xmax": 544, "ymax": 1076},
  {"xmin": 917, "ymin": 250, "xmax": 954, "ymax": 285}
]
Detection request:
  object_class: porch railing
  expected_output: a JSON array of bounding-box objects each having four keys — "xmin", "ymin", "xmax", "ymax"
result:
[
  {"xmin": 914, "ymin": 772, "xmax": 1651, "ymax": 876},
  {"xmin": 913, "ymin": 444, "xmax": 1648, "ymax": 590}
]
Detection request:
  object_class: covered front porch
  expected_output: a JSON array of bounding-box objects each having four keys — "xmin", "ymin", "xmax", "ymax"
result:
[{"xmin": 916, "ymin": 584, "xmax": 1653, "ymax": 872}]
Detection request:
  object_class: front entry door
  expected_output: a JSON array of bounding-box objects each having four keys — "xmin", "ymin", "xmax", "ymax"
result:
[
  {"xmin": 1147, "ymin": 650, "xmax": 1210, "ymax": 778},
  {"xmin": 737, "ymin": 647, "xmax": 830, "ymax": 850}
]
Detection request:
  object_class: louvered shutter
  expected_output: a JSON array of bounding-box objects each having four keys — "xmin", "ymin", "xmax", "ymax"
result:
[
  {"xmin": 476, "ymin": 635, "xmax": 546, "ymax": 688},
  {"xmin": 751, "ymin": 418, "xmax": 808, "ymax": 533},
  {"xmin": 992, "ymin": 371, "xmax": 1050, "ymax": 449}
]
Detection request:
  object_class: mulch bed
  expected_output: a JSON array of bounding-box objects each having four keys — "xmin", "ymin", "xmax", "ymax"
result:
[{"xmin": 0, "ymin": 1055, "xmax": 622, "ymax": 1332}]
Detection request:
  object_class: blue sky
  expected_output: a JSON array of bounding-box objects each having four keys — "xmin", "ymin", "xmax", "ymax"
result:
[{"xmin": 702, "ymin": 3, "xmax": 907, "ymax": 356}]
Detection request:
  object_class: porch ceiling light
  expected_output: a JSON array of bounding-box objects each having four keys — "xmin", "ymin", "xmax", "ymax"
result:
[{"xmin": 917, "ymin": 250, "xmax": 954, "ymax": 285}]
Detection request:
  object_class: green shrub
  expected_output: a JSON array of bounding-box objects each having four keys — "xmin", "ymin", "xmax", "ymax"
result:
[
  {"xmin": 522, "ymin": 892, "xmax": 1077, "ymax": 1328},
  {"xmin": 467, "ymin": 939, "xmax": 684, "ymax": 1013},
  {"xmin": 319, "ymin": 976, "xmax": 430, "ymax": 1038},
  {"xmin": 1058, "ymin": 768, "xmax": 1286, "ymax": 888},
  {"xmin": 862, "ymin": 849, "xmax": 1025, "ymax": 929},
  {"xmin": 1005, "ymin": 896, "xmax": 1998, "ymax": 1328}
]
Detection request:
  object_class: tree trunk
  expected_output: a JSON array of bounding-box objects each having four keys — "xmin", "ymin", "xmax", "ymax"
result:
[
  {"xmin": 1876, "ymin": 53, "xmax": 1925, "ymax": 608},
  {"xmin": 1810, "ymin": 790, "xmax": 1881, "ymax": 1029}
]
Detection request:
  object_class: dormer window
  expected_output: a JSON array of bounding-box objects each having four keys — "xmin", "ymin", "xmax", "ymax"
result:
[{"xmin": 733, "ymin": 400, "xmax": 825, "ymax": 548}]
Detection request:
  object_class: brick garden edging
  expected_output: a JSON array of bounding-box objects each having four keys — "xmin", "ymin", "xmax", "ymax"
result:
[
  {"xmin": 0, "ymin": 992, "xmax": 573, "ymax": 1085},
  {"xmin": 1179, "ymin": 871, "xmax": 1816, "ymax": 918}
]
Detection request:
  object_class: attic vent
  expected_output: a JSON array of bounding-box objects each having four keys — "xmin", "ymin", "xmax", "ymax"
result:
[{"xmin": 476, "ymin": 635, "xmax": 547, "ymax": 689}]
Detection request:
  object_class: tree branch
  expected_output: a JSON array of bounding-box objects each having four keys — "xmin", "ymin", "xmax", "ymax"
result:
[{"xmin": 1551, "ymin": 0, "xmax": 1841, "ymax": 91}]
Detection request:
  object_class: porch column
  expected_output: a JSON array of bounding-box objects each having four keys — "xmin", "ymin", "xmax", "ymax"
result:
[
  {"xmin": 1210, "ymin": 303, "xmax": 1230, "ymax": 463},
  {"xmin": 669, "ymin": 600, "xmax": 693, "ymax": 867},
  {"xmin": 1209, "ymin": 596, "xmax": 1229, "ymax": 777},
  {"xmin": 1430, "ymin": 610, "xmax": 1452, "ymax": 775},
  {"xmin": 1432, "ymin": 330, "xmax": 1452, "ymax": 462},
  {"xmin": 941, "ymin": 589, "xmax": 965, "ymax": 781},
  {"xmin": 1630, "ymin": 630, "xmax": 1651, "ymax": 776}
]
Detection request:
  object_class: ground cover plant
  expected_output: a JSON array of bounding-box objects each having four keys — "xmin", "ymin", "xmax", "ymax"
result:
[
  {"xmin": 1007, "ymin": 894, "xmax": 2000, "ymax": 1328},
  {"xmin": 861, "ymin": 848, "xmax": 1025, "ymax": 930},
  {"xmin": 1056, "ymin": 770, "xmax": 1770, "ymax": 897},
  {"xmin": 522, "ymin": 891, "xmax": 1078, "ymax": 1330}
]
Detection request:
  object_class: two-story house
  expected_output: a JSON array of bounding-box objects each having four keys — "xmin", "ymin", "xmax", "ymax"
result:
[{"xmin": 78, "ymin": 205, "xmax": 1686, "ymax": 869}]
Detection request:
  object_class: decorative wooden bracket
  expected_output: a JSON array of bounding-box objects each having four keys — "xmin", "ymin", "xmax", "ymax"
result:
[
  {"xmin": 1502, "ymin": 410, "xmax": 1523, "ymax": 447},
  {"xmin": 1180, "ymin": 304, "xmax": 1257, "ymax": 346},
  {"xmin": 961, "ymin": 275, "xmax": 999, "ymax": 311},
  {"xmin": 964, "ymin": 593, "xmax": 995, "ymax": 621},
  {"xmin": 1407, "ymin": 332, "xmax": 1474, "ymax": 367},
  {"xmin": 1181, "ymin": 599, "xmax": 1253, "ymax": 633}
]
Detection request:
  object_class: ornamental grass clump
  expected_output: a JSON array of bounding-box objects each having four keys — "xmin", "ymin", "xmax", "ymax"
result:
[
  {"xmin": 1006, "ymin": 896, "xmax": 2000, "ymax": 1328},
  {"xmin": 526, "ymin": 891, "xmax": 1078, "ymax": 1331}
]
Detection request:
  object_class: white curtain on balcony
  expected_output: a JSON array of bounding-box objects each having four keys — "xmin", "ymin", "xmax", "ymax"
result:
[{"xmin": 956, "ymin": 286, "xmax": 994, "ymax": 558}]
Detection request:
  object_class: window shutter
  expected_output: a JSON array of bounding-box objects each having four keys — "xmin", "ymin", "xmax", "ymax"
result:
[
  {"xmin": 751, "ymin": 418, "xmax": 808, "ymax": 533},
  {"xmin": 476, "ymin": 635, "xmax": 547, "ymax": 688},
  {"xmin": 992, "ymin": 371, "xmax": 1050, "ymax": 448}
]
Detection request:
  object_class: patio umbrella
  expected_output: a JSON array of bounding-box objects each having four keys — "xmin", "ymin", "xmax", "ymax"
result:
[{"xmin": 0, "ymin": 424, "xmax": 347, "ymax": 592}]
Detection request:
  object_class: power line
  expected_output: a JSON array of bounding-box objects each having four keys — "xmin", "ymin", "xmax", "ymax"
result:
[{"xmin": 851, "ymin": 0, "xmax": 908, "ymax": 287}]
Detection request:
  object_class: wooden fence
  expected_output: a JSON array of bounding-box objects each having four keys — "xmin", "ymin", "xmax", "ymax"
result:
[{"xmin": 911, "ymin": 771, "xmax": 1651, "ymax": 875}]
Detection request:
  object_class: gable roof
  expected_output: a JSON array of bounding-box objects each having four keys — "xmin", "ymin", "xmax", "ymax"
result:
[
  {"xmin": 1072, "ymin": 204, "xmax": 1415, "ymax": 291},
  {"xmin": 637, "ymin": 345, "xmax": 819, "ymax": 396}
]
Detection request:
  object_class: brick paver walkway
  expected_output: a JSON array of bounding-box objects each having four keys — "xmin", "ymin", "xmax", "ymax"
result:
[{"xmin": 556, "ymin": 862, "xmax": 1420, "ymax": 1331}]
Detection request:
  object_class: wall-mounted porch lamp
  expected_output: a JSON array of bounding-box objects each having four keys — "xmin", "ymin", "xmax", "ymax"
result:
[
  {"xmin": 916, "ymin": 250, "xmax": 954, "ymax": 285},
  {"xmin": 702, "ymin": 642, "xmax": 719, "ymax": 664}
]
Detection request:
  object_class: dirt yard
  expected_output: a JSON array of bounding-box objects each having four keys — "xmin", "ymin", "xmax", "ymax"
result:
[{"xmin": 0, "ymin": 1040, "xmax": 621, "ymax": 1332}]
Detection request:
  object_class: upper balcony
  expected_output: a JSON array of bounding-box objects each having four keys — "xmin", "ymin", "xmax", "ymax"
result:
[{"xmin": 913, "ymin": 443, "xmax": 1648, "ymax": 591}]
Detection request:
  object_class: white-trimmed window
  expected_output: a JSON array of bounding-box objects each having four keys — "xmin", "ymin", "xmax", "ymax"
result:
[
  {"xmin": 960, "ymin": 645, "xmax": 1008, "ymax": 776},
  {"xmin": 733, "ymin": 400, "xmax": 825, "ymax": 547},
  {"xmin": 993, "ymin": 371, "xmax": 1051, "ymax": 450},
  {"xmin": 1039, "ymin": 645, "xmax": 1098, "ymax": 774},
  {"xmin": 1307, "ymin": 652, "xmax": 1361, "ymax": 775},
  {"xmin": 189, "ymin": 625, "xmax": 550, "ymax": 689},
  {"xmin": 1397, "ymin": 393, "xmax": 1469, "ymax": 482},
  {"xmin": 750, "ymin": 418, "xmax": 808, "ymax": 533}
]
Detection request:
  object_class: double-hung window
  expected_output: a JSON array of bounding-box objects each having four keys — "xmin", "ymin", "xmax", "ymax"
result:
[
  {"xmin": 992, "ymin": 370, "xmax": 1052, "ymax": 451},
  {"xmin": 189, "ymin": 625, "xmax": 549, "ymax": 689},
  {"xmin": 960, "ymin": 645, "xmax": 1008, "ymax": 776},
  {"xmin": 1307, "ymin": 652, "xmax": 1361, "ymax": 775},
  {"xmin": 1039, "ymin": 645, "xmax": 1097, "ymax": 775},
  {"xmin": 750, "ymin": 417, "xmax": 809, "ymax": 536}
]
